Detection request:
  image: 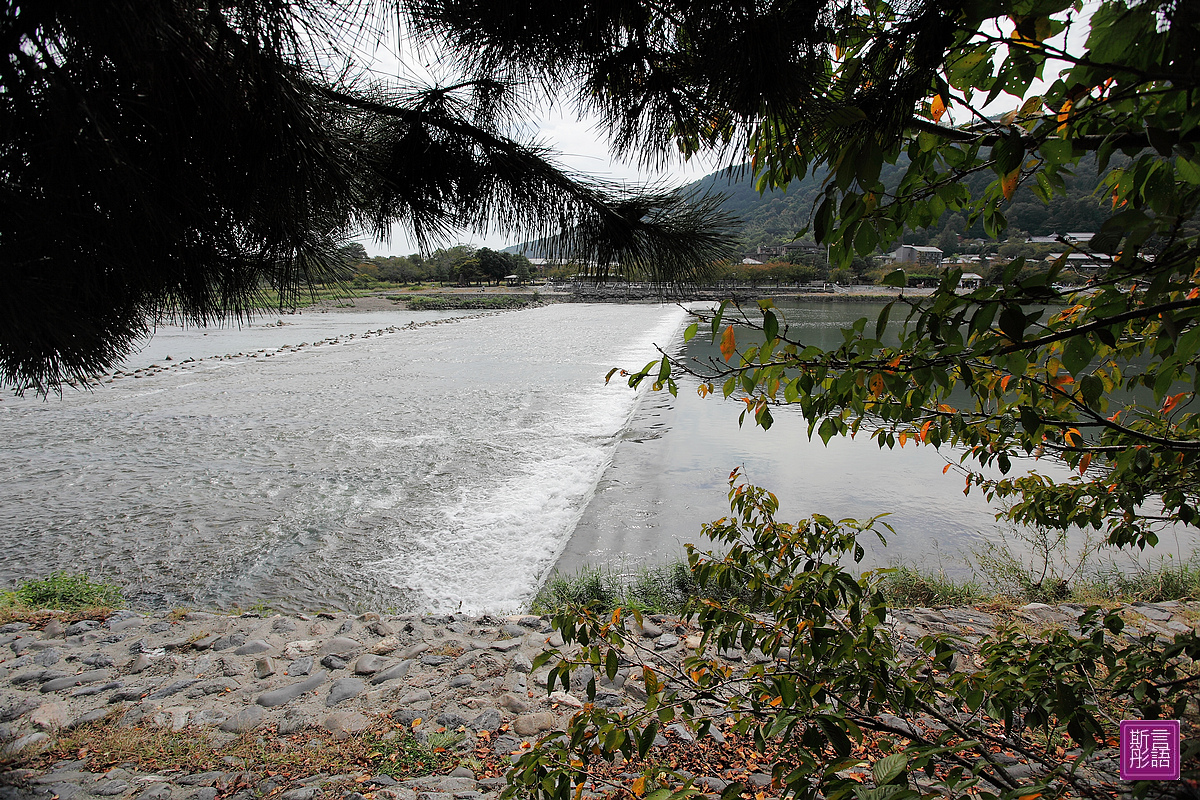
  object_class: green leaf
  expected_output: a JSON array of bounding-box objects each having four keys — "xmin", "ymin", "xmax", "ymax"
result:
[
  {"xmin": 854, "ymin": 222, "xmax": 879, "ymax": 256},
  {"xmin": 998, "ymin": 306, "xmax": 1026, "ymax": 341},
  {"xmin": 1079, "ymin": 374, "xmax": 1103, "ymax": 406},
  {"xmin": 1062, "ymin": 336, "xmax": 1094, "ymax": 377},
  {"xmin": 683, "ymin": 322, "xmax": 698, "ymax": 342},
  {"xmin": 711, "ymin": 301, "xmax": 728, "ymax": 340},
  {"xmin": 1039, "ymin": 138, "xmax": 1073, "ymax": 166},
  {"xmin": 875, "ymin": 302, "xmax": 894, "ymax": 342},
  {"xmin": 763, "ymin": 309, "xmax": 779, "ymax": 342},
  {"xmin": 872, "ymin": 753, "xmax": 908, "ymax": 786},
  {"xmin": 991, "ymin": 130, "xmax": 1025, "ymax": 176},
  {"xmin": 881, "ymin": 269, "xmax": 907, "ymax": 288},
  {"xmin": 637, "ymin": 723, "xmax": 659, "ymax": 758},
  {"xmin": 818, "ymin": 418, "xmax": 837, "ymax": 445},
  {"xmin": 1019, "ymin": 405, "xmax": 1041, "ymax": 435},
  {"xmin": 816, "ymin": 716, "xmax": 852, "ymax": 757},
  {"xmin": 856, "ymin": 140, "xmax": 884, "ymax": 187},
  {"xmin": 1177, "ymin": 157, "xmax": 1200, "ymax": 185}
]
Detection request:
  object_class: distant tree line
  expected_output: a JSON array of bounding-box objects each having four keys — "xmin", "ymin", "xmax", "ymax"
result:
[{"xmin": 332, "ymin": 244, "xmax": 535, "ymax": 287}]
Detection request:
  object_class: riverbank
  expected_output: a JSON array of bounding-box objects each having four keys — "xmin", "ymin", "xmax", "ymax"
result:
[
  {"xmin": 2, "ymin": 601, "xmax": 1196, "ymax": 800},
  {"xmin": 302, "ymin": 285, "xmax": 935, "ymax": 314}
]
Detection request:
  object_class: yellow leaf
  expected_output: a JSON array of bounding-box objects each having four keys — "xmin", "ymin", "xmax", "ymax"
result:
[
  {"xmin": 631, "ymin": 777, "xmax": 646, "ymax": 797},
  {"xmin": 1057, "ymin": 99, "xmax": 1072, "ymax": 133},
  {"xmin": 720, "ymin": 325, "xmax": 736, "ymax": 362},
  {"xmin": 1001, "ymin": 168, "xmax": 1020, "ymax": 201},
  {"xmin": 931, "ymin": 94, "xmax": 947, "ymax": 122}
]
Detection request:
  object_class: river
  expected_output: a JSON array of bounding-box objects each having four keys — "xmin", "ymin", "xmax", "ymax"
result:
[{"xmin": 1, "ymin": 300, "xmax": 1192, "ymax": 613}]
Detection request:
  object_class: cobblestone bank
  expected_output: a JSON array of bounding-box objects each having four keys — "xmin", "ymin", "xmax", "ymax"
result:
[{"xmin": 1, "ymin": 601, "xmax": 1196, "ymax": 800}]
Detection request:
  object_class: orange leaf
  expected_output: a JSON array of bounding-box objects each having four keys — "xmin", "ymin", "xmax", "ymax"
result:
[
  {"xmin": 1019, "ymin": 794, "xmax": 1043, "ymax": 800},
  {"xmin": 1000, "ymin": 374, "xmax": 1012, "ymax": 391},
  {"xmin": 720, "ymin": 325, "xmax": 736, "ymax": 362},
  {"xmin": 1001, "ymin": 168, "xmax": 1020, "ymax": 201},
  {"xmin": 869, "ymin": 373, "xmax": 885, "ymax": 396},
  {"xmin": 769, "ymin": 695, "xmax": 783, "ymax": 707},
  {"xmin": 943, "ymin": 463, "xmax": 952, "ymax": 474},
  {"xmin": 1162, "ymin": 392, "xmax": 1186, "ymax": 414},
  {"xmin": 1188, "ymin": 287, "xmax": 1200, "ymax": 300},
  {"xmin": 1057, "ymin": 99, "xmax": 1072, "ymax": 132},
  {"xmin": 931, "ymin": 94, "xmax": 947, "ymax": 122},
  {"xmin": 898, "ymin": 431, "xmax": 908, "ymax": 447},
  {"xmin": 1078, "ymin": 452, "xmax": 1092, "ymax": 474}
]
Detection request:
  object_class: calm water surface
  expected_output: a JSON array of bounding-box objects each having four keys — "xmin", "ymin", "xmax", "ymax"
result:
[{"xmin": 558, "ymin": 300, "xmax": 1199, "ymax": 577}]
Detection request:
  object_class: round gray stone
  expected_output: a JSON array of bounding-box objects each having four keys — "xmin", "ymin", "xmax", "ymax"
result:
[
  {"xmin": 326, "ymin": 677, "xmax": 366, "ymax": 707},
  {"xmin": 256, "ymin": 670, "xmax": 328, "ymax": 708}
]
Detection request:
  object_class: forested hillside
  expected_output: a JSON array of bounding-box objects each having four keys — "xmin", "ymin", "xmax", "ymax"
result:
[{"xmin": 688, "ymin": 156, "xmax": 1118, "ymax": 251}]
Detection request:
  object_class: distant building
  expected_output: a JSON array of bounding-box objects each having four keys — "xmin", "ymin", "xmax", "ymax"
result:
[
  {"xmin": 1064, "ymin": 232, "xmax": 1095, "ymax": 244},
  {"xmin": 892, "ymin": 244, "xmax": 944, "ymax": 268},
  {"xmin": 1027, "ymin": 235, "xmax": 1060, "ymax": 244},
  {"xmin": 959, "ymin": 272, "xmax": 984, "ymax": 290},
  {"xmin": 1046, "ymin": 252, "xmax": 1113, "ymax": 273}
]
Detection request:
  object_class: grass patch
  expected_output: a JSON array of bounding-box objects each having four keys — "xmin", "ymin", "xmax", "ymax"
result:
[
  {"xmin": 3, "ymin": 571, "xmax": 123, "ymax": 612},
  {"xmin": 401, "ymin": 294, "xmax": 539, "ymax": 311},
  {"xmin": 18, "ymin": 716, "xmax": 468, "ymax": 780},
  {"xmin": 534, "ymin": 555, "xmax": 1200, "ymax": 616},
  {"xmin": 877, "ymin": 566, "xmax": 989, "ymax": 607},
  {"xmin": 247, "ymin": 285, "xmax": 380, "ymax": 311},
  {"xmin": 1072, "ymin": 555, "xmax": 1200, "ymax": 603},
  {"xmin": 532, "ymin": 562, "xmax": 752, "ymax": 616}
]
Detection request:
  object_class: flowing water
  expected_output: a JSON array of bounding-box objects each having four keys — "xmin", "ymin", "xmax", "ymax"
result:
[
  {"xmin": 2, "ymin": 301, "xmax": 1193, "ymax": 613},
  {"xmin": 0, "ymin": 304, "xmax": 686, "ymax": 613}
]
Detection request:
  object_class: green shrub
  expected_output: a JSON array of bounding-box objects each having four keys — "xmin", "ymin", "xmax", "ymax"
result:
[{"xmin": 513, "ymin": 472, "xmax": 1200, "ymax": 800}]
